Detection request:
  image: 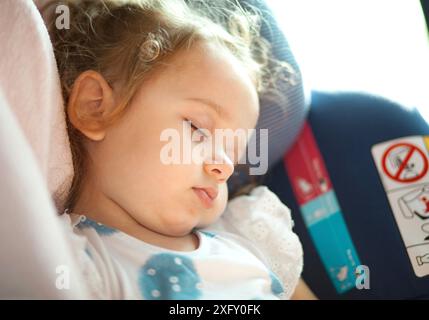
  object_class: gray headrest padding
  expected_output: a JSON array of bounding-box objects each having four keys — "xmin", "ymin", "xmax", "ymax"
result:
[{"xmin": 228, "ymin": 0, "xmax": 308, "ymax": 192}]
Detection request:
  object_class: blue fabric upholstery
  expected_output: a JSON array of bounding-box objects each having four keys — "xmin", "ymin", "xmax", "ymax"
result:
[{"xmin": 266, "ymin": 91, "xmax": 429, "ymax": 299}]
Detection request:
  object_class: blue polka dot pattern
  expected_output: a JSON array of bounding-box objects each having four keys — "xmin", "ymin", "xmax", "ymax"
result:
[
  {"xmin": 76, "ymin": 217, "xmax": 118, "ymax": 236},
  {"xmin": 270, "ymin": 272, "xmax": 284, "ymax": 296},
  {"xmin": 139, "ymin": 253, "xmax": 202, "ymax": 300}
]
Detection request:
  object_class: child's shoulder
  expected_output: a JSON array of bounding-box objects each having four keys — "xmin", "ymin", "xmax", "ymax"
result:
[
  {"xmin": 214, "ymin": 185, "xmax": 304, "ymax": 298},
  {"xmin": 226, "ymin": 185, "xmax": 294, "ymax": 229}
]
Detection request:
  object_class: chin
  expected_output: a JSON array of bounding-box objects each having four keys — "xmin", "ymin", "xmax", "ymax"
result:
[
  {"xmin": 164, "ymin": 226, "xmax": 195, "ymax": 237},
  {"xmin": 196, "ymin": 210, "xmax": 223, "ymax": 229},
  {"xmin": 159, "ymin": 214, "xmax": 198, "ymax": 237}
]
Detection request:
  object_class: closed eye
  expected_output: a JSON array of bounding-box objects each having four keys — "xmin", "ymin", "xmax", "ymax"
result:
[
  {"xmin": 185, "ymin": 119, "xmax": 209, "ymax": 141},
  {"xmin": 190, "ymin": 122, "xmax": 200, "ymax": 132}
]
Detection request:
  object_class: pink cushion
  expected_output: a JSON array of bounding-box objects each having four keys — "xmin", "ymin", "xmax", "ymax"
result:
[{"xmin": 0, "ymin": 0, "xmax": 73, "ymax": 212}]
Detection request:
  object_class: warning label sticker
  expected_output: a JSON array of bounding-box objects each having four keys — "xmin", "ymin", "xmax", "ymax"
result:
[{"xmin": 372, "ymin": 136, "xmax": 429, "ymax": 277}]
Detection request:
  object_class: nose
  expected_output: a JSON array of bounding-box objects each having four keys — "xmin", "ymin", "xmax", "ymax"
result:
[{"xmin": 203, "ymin": 152, "xmax": 234, "ymax": 183}]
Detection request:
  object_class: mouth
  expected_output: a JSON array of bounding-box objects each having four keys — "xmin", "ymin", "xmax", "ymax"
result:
[{"xmin": 192, "ymin": 186, "xmax": 218, "ymax": 209}]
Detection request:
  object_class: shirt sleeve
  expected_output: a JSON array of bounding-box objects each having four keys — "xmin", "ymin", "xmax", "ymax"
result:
[{"xmin": 211, "ymin": 186, "xmax": 304, "ymax": 299}]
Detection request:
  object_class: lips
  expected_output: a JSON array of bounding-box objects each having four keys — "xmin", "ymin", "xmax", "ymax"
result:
[{"xmin": 192, "ymin": 186, "xmax": 218, "ymax": 208}]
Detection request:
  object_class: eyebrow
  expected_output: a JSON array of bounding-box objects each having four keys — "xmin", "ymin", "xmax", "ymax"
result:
[{"xmin": 185, "ymin": 97, "xmax": 226, "ymax": 119}]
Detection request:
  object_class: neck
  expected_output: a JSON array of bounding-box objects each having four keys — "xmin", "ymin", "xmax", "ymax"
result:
[{"xmin": 72, "ymin": 177, "xmax": 199, "ymax": 252}]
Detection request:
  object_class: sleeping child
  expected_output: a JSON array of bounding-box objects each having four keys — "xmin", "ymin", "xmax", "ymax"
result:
[{"xmin": 43, "ymin": 0, "xmax": 315, "ymax": 299}]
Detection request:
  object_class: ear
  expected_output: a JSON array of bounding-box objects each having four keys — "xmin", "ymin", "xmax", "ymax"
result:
[{"xmin": 67, "ymin": 70, "xmax": 116, "ymax": 141}]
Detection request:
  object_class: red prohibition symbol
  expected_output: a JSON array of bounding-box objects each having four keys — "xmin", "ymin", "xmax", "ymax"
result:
[{"xmin": 381, "ymin": 142, "xmax": 428, "ymax": 183}]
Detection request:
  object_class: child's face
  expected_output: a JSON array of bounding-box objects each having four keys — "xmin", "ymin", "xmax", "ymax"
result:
[{"xmin": 77, "ymin": 41, "xmax": 259, "ymax": 237}]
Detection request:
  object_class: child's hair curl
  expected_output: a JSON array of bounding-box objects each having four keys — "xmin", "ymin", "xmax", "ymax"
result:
[{"xmin": 42, "ymin": 0, "xmax": 296, "ymax": 209}]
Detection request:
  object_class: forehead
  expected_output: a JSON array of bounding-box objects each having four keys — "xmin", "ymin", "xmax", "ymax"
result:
[{"xmin": 156, "ymin": 41, "xmax": 260, "ymax": 128}]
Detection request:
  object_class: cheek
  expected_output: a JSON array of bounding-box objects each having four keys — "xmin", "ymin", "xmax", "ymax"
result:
[
  {"xmin": 99, "ymin": 121, "xmax": 196, "ymax": 197},
  {"xmin": 215, "ymin": 184, "xmax": 229, "ymax": 216},
  {"xmin": 220, "ymin": 184, "xmax": 229, "ymax": 207},
  {"xmin": 91, "ymin": 114, "xmax": 161, "ymax": 194}
]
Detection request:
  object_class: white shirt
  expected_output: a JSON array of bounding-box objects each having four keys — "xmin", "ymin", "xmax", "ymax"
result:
[{"xmin": 60, "ymin": 186, "xmax": 303, "ymax": 299}]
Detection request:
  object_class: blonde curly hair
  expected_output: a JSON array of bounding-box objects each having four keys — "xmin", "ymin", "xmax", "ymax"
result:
[{"xmin": 42, "ymin": 0, "xmax": 296, "ymax": 208}]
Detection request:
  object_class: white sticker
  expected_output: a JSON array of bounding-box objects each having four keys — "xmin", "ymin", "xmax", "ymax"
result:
[{"xmin": 372, "ymin": 136, "xmax": 429, "ymax": 277}]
